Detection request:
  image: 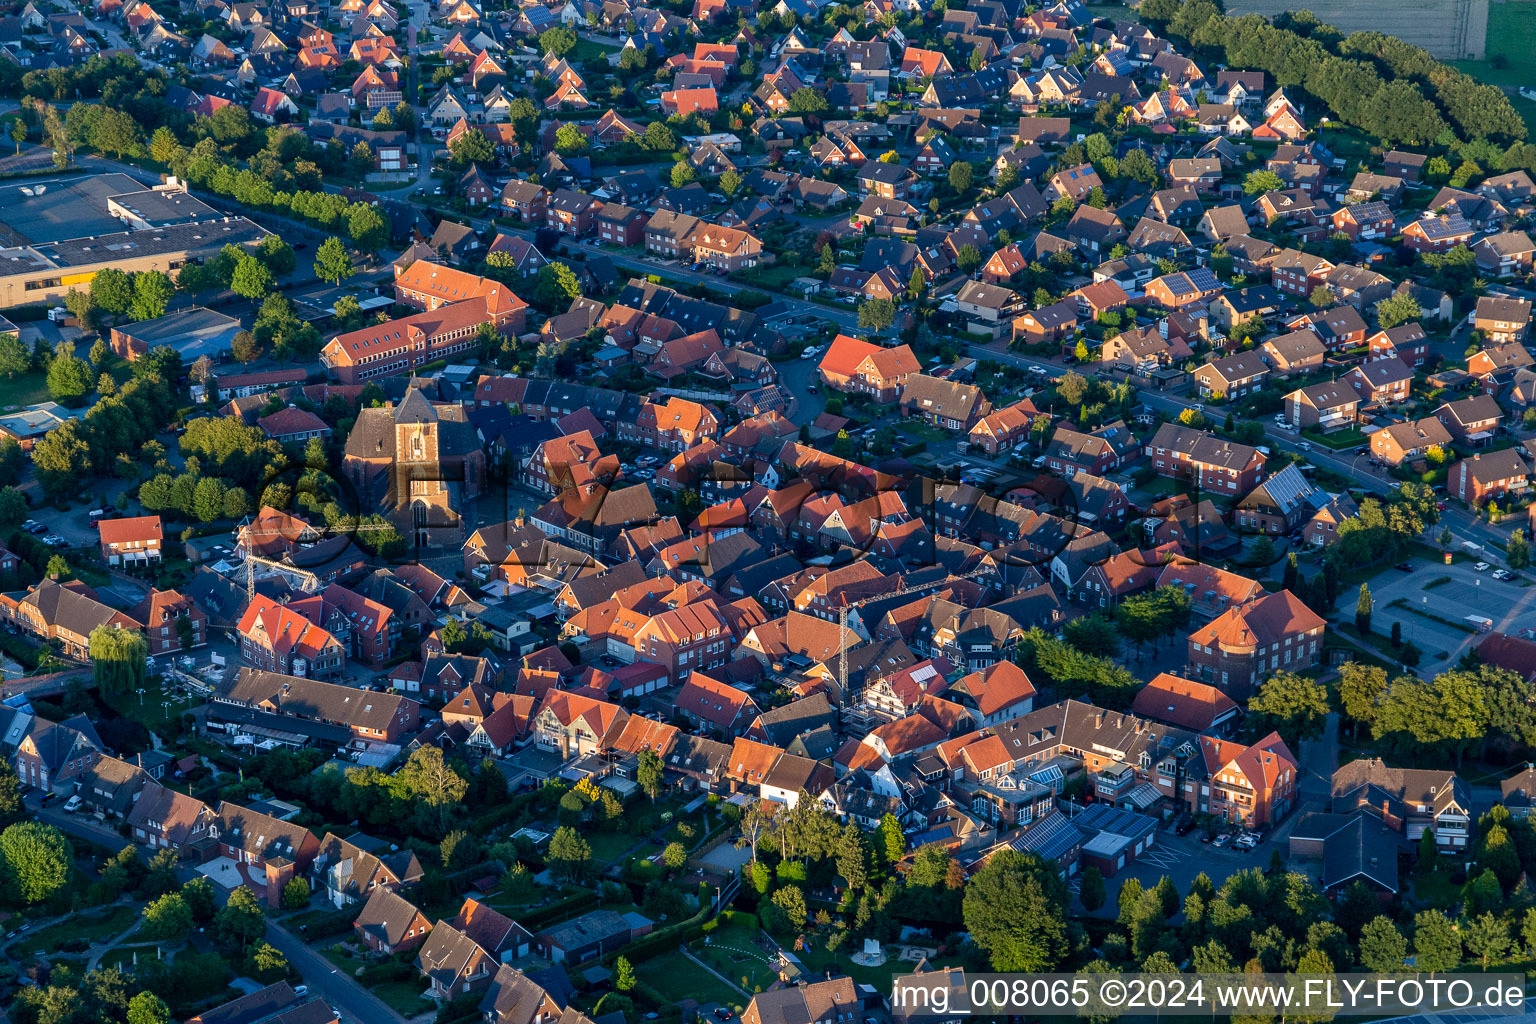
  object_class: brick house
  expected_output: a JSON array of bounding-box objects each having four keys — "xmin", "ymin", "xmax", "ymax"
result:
[
  {"xmin": 236, "ymin": 595, "xmax": 346, "ymax": 678},
  {"xmin": 816, "ymin": 334, "xmax": 920, "ymax": 402},
  {"xmin": 1369, "ymin": 416, "xmax": 1453, "ymax": 467},
  {"xmin": 128, "ymin": 589, "xmax": 207, "ymax": 655},
  {"xmin": 354, "ymin": 887, "xmax": 433, "ymax": 955},
  {"xmin": 1144, "ymin": 423, "xmax": 1266, "ymax": 495},
  {"xmin": 545, "ymin": 189, "xmax": 602, "ymax": 235},
  {"xmin": 1435, "ymin": 394, "xmax": 1503, "ymax": 446},
  {"xmin": 1187, "ymin": 589, "xmax": 1326, "ymax": 696},
  {"xmin": 1475, "ymin": 295, "xmax": 1532, "ymax": 343},
  {"xmin": 1197, "ymin": 732, "xmax": 1298, "ymax": 828},
  {"xmin": 1284, "ymin": 381, "xmax": 1359, "ymax": 433},
  {"xmin": 1449, "ymin": 448, "xmax": 1530, "ymax": 505},
  {"xmin": 1332, "ymin": 759, "xmax": 1471, "ymax": 852},
  {"xmin": 1193, "ymin": 351, "xmax": 1268, "ymax": 399},
  {"xmin": 595, "ymin": 203, "xmax": 649, "ymax": 247},
  {"xmin": 99, "ymin": 515, "xmax": 163, "ymax": 567}
]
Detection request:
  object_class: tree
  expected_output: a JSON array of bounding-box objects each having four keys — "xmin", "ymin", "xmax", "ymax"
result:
[
  {"xmin": 395, "ymin": 746, "xmax": 468, "ymax": 833},
  {"xmin": 127, "ymin": 992, "xmax": 171, "ymax": 1024},
  {"xmin": 858, "ymin": 297, "xmax": 896, "ymax": 332},
  {"xmin": 131, "ymin": 271, "xmax": 173, "ymax": 322},
  {"xmin": 719, "ymin": 169, "xmax": 743, "ymax": 196},
  {"xmin": 1508, "ymin": 529, "xmax": 1531, "ymax": 570},
  {"xmin": 1056, "ymin": 371, "xmax": 1088, "ymax": 406},
  {"xmin": 216, "ymin": 885, "xmax": 266, "ymax": 951},
  {"xmin": 1375, "ymin": 291, "xmax": 1421, "ymax": 329},
  {"xmin": 0, "ymin": 762, "xmax": 22, "ymax": 832},
  {"xmin": 669, "ymin": 160, "xmax": 696, "ymax": 189},
  {"xmin": 230, "ymin": 254, "xmax": 273, "ymax": 301},
  {"xmin": 1243, "ymin": 169, "xmax": 1286, "ymax": 195},
  {"xmin": 1309, "ymin": 284, "xmax": 1335, "ymax": 308},
  {"xmin": 448, "ymin": 128, "xmax": 494, "ymax": 167},
  {"xmin": 347, "ymin": 204, "xmax": 388, "ymax": 253},
  {"xmin": 770, "ymin": 884, "xmax": 807, "ymax": 931},
  {"xmin": 662, "ymin": 842, "xmax": 686, "ymax": 870},
  {"xmin": 534, "ymin": 262, "xmax": 582, "ymax": 309},
  {"xmin": 614, "ymin": 956, "xmax": 636, "ymax": 992},
  {"xmin": 957, "ymin": 244, "xmax": 983, "ymax": 274},
  {"xmin": 636, "ymin": 749, "xmax": 663, "ymax": 801},
  {"xmin": 548, "ymin": 825, "xmax": 592, "ymax": 881},
  {"xmin": 45, "ymin": 340, "xmax": 91, "ymax": 403},
  {"xmin": 1336, "ymin": 661, "xmax": 1388, "ymax": 739},
  {"xmin": 231, "ymin": 330, "xmax": 263, "ymax": 365},
  {"xmin": 0, "ymin": 332, "xmax": 28, "ymax": 378},
  {"xmin": 91, "ymin": 267, "xmax": 135, "ymax": 316},
  {"xmin": 89, "ymin": 625, "xmax": 146, "ymax": 699},
  {"xmin": 1464, "ymin": 911, "xmax": 1510, "ymax": 968},
  {"xmin": 0, "ymin": 822, "xmax": 70, "ymax": 905},
  {"xmin": 313, "ymin": 237, "xmax": 353, "ymax": 286},
  {"xmin": 788, "ymin": 88, "xmax": 828, "ymax": 113},
  {"xmin": 554, "ymin": 124, "xmax": 588, "ymax": 153},
  {"xmin": 948, "ymin": 160, "xmax": 973, "ymax": 194},
  {"xmin": 9, "ymin": 117, "xmax": 25, "ymax": 155},
  {"xmin": 909, "ymin": 266, "xmax": 926, "ymax": 300},
  {"xmin": 1079, "ymin": 865, "xmax": 1106, "ymax": 912},
  {"xmin": 1413, "ymin": 909, "xmax": 1461, "ymax": 972},
  {"xmin": 182, "ymin": 876, "xmax": 217, "ymax": 921},
  {"xmin": 1356, "ymin": 583, "xmax": 1373, "ymax": 634},
  {"xmin": 877, "ymin": 812, "xmax": 905, "ymax": 866},
  {"xmin": 962, "ymin": 849, "xmax": 1070, "ymax": 971},
  {"xmin": 140, "ymin": 892, "xmax": 194, "ymax": 942},
  {"xmin": 1351, "ymin": 915, "xmax": 1406, "ymax": 972},
  {"xmin": 280, "ymin": 876, "xmax": 311, "ymax": 909},
  {"xmin": 539, "ymin": 25, "xmax": 577, "ymax": 55},
  {"xmin": 1247, "ymin": 671, "xmax": 1331, "ymax": 745}
]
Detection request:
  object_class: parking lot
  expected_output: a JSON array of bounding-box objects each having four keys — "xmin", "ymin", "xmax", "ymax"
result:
[
  {"xmin": 1339, "ymin": 560, "xmax": 1536, "ymax": 665},
  {"xmin": 1078, "ymin": 820, "xmax": 1290, "ymax": 910}
]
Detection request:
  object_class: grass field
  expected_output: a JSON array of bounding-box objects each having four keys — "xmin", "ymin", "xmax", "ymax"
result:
[
  {"xmin": 372, "ymin": 979, "xmax": 436, "ymax": 1017},
  {"xmin": 637, "ymin": 948, "xmax": 745, "ymax": 1008},
  {"xmin": 1450, "ymin": 0, "xmax": 1536, "ymax": 135},
  {"xmin": 8, "ymin": 904, "xmax": 139, "ymax": 958},
  {"xmin": 689, "ymin": 922, "xmax": 780, "ymax": 995},
  {"xmin": 0, "ymin": 370, "xmax": 51, "ymax": 411}
]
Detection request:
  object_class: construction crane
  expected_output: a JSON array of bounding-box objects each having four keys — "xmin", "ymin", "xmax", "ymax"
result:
[{"xmin": 235, "ymin": 515, "xmax": 401, "ymax": 599}]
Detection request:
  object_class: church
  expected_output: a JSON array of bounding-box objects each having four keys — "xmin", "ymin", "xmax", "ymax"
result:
[{"xmin": 343, "ymin": 387, "xmax": 487, "ymax": 549}]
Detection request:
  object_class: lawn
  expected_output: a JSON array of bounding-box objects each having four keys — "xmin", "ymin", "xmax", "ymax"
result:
[
  {"xmin": 98, "ymin": 943, "xmax": 171, "ymax": 975},
  {"xmin": 570, "ymin": 38, "xmax": 617, "ymax": 63},
  {"xmin": 586, "ymin": 830, "xmax": 643, "ymax": 866},
  {"xmin": 103, "ymin": 678, "xmax": 203, "ymax": 733},
  {"xmin": 1408, "ymin": 866, "xmax": 1461, "ymax": 909},
  {"xmin": 637, "ymin": 948, "xmax": 746, "ymax": 1008},
  {"xmin": 0, "ymin": 370, "xmax": 51, "ymax": 411},
  {"xmin": 372, "ymin": 979, "xmax": 436, "ymax": 1017},
  {"xmin": 8, "ymin": 903, "xmax": 140, "ymax": 958},
  {"xmin": 796, "ymin": 943, "xmax": 921, "ymax": 990},
  {"xmin": 1450, "ymin": 0, "xmax": 1536, "ymax": 134},
  {"xmin": 689, "ymin": 922, "xmax": 780, "ymax": 995},
  {"xmin": 1301, "ymin": 425, "xmax": 1368, "ymax": 449}
]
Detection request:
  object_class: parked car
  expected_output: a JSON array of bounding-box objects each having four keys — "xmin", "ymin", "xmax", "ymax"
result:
[
  {"xmin": 1395, "ymin": 562, "xmax": 1414, "ymax": 572},
  {"xmin": 1493, "ymin": 569, "xmax": 1512, "ymax": 580},
  {"xmin": 63, "ymin": 795, "xmax": 81, "ymax": 813},
  {"xmin": 1475, "ymin": 562, "xmax": 1491, "ymax": 572},
  {"xmin": 1174, "ymin": 814, "xmax": 1194, "ymax": 835},
  {"xmin": 1212, "ymin": 833, "xmax": 1232, "ymax": 847}
]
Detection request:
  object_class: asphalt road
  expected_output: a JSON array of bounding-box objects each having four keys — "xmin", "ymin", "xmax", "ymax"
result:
[{"xmin": 35, "ymin": 803, "xmax": 404, "ymax": 1024}]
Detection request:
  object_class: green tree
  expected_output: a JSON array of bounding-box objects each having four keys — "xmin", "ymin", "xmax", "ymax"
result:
[
  {"xmin": 539, "ymin": 25, "xmax": 577, "ymax": 55},
  {"xmin": 1508, "ymin": 529, "xmax": 1531, "ymax": 570},
  {"xmin": 1309, "ymin": 284, "xmax": 1335, "ymax": 308},
  {"xmin": 956, "ymin": 244, "xmax": 983, "ymax": 274},
  {"xmin": 1243, "ymin": 169, "xmax": 1286, "ymax": 195},
  {"xmin": 280, "ymin": 876, "xmax": 311, "ymax": 909},
  {"xmin": 0, "ymin": 822, "xmax": 72, "ymax": 905},
  {"xmin": 1413, "ymin": 909, "xmax": 1461, "ymax": 972},
  {"xmin": 662, "ymin": 842, "xmax": 686, "ymax": 870},
  {"xmin": 1079, "ymin": 865, "xmax": 1106, "ymax": 912},
  {"xmin": 130, "ymin": 271, "xmax": 173, "ymax": 322},
  {"xmin": 127, "ymin": 992, "xmax": 171, "ymax": 1024},
  {"xmin": 788, "ymin": 88, "xmax": 828, "ymax": 113},
  {"xmin": 0, "ymin": 332, "xmax": 29, "ymax": 378},
  {"xmin": 1247, "ymin": 671, "xmax": 1331, "ymax": 745},
  {"xmin": 89, "ymin": 624, "xmax": 147, "ymax": 698},
  {"xmin": 670, "ymin": 161, "xmax": 696, "ymax": 188},
  {"xmin": 91, "ymin": 267, "xmax": 135, "ymax": 316},
  {"xmin": 231, "ymin": 330, "xmax": 263, "ymax": 365},
  {"xmin": 44, "ymin": 340, "xmax": 91, "ymax": 403},
  {"xmin": 548, "ymin": 825, "xmax": 592, "ymax": 881},
  {"xmin": 0, "ymin": 761, "xmax": 23, "ymax": 831},
  {"xmin": 877, "ymin": 813, "xmax": 905, "ymax": 866},
  {"xmin": 554, "ymin": 124, "xmax": 588, "ymax": 153},
  {"xmin": 719, "ymin": 169, "xmax": 743, "ymax": 196},
  {"xmin": 230, "ymin": 254, "xmax": 272, "ymax": 300},
  {"xmin": 962, "ymin": 849, "xmax": 1069, "ymax": 971},
  {"xmin": 314, "ymin": 237, "xmax": 354, "ymax": 286},
  {"xmin": 140, "ymin": 892, "xmax": 194, "ymax": 941},
  {"xmin": 858, "ymin": 297, "xmax": 896, "ymax": 332},
  {"xmin": 1464, "ymin": 911, "xmax": 1510, "ymax": 968},
  {"xmin": 215, "ymin": 885, "xmax": 266, "ymax": 952},
  {"xmin": 534, "ymin": 262, "xmax": 582, "ymax": 309},
  {"xmin": 636, "ymin": 749, "xmax": 664, "ymax": 801},
  {"xmin": 770, "ymin": 884, "xmax": 807, "ymax": 931},
  {"xmin": 1375, "ymin": 291, "xmax": 1421, "ymax": 329},
  {"xmin": 181, "ymin": 876, "xmax": 217, "ymax": 921},
  {"xmin": 948, "ymin": 160, "xmax": 973, "ymax": 194},
  {"xmin": 1355, "ymin": 583, "xmax": 1373, "ymax": 634},
  {"xmin": 614, "ymin": 956, "xmax": 636, "ymax": 992}
]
